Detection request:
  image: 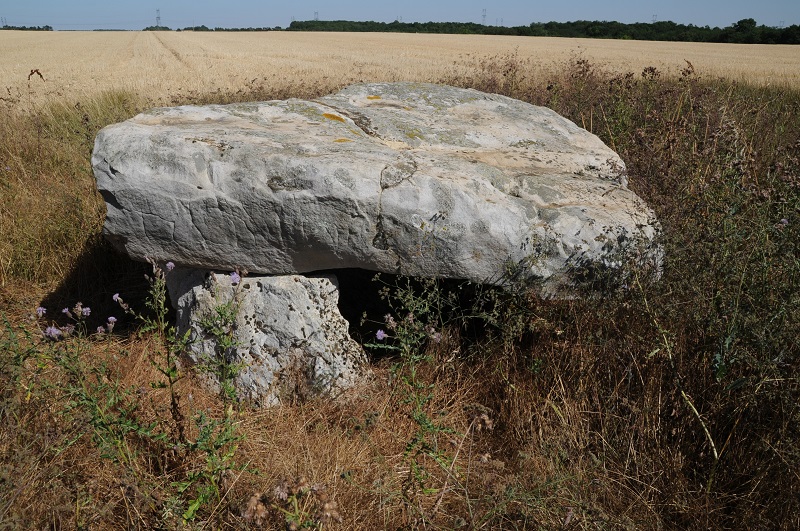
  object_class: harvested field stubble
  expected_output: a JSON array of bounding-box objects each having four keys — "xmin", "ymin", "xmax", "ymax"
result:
[{"xmin": 1, "ymin": 32, "xmax": 799, "ymax": 530}]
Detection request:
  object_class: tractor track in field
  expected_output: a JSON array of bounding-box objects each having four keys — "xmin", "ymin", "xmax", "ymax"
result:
[{"xmin": 151, "ymin": 32, "xmax": 190, "ymax": 68}]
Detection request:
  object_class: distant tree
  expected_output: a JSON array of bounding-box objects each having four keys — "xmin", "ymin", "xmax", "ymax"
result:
[
  {"xmin": 778, "ymin": 25, "xmax": 800, "ymax": 44},
  {"xmin": 284, "ymin": 17, "xmax": 797, "ymax": 44},
  {"xmin": 721, "ymin": 18, "xmax": 758, "ymax": 43}
]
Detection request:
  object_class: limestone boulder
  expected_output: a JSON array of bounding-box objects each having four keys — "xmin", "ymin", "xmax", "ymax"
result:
[
  {"xmin": 170, "ymin": 269, "xmax": 368, "ymax": 406},
  {"xmin": 93, "ymin": 82, "xmax": 660, "ymax": 294}
]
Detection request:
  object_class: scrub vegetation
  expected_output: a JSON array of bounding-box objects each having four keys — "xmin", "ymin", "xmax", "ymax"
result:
[{"xmin": 1, "ymin": 35, "xmax": 799, "ymax": 529}]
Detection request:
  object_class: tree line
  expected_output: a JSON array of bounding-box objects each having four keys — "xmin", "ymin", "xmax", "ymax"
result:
[
  {"xmin": 4, "ymin": 17, "xmax": 798, "ymax": 43},
  {"xmin": 286, "ymin": 18, "xmax": 800, "ymax": 45},
  {"xmin": 0, "ymin": 24, "xmax": 53, "ymax": 31},
  {"xmin": 176, "ymin": 25, "xmax": 282, "ymax": 32}
]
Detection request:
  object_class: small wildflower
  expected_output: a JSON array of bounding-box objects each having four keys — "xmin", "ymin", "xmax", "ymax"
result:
[
  {"xmin": 112, "ymin": 293, "xmax": 129, "ymax": 311},
  {"xmin": 35, "ymin": 306, "xmax": 46, "ymax": 318},
  {"xmin": 62, "ymin": 307, "xmax": 72, "ymax": 318},
  {"xmin": 166, "ymin": 261, "xmax": 175, "ymax": 271},
  {"xmin": 230, "ymin": 271, "xmax": 241, "ymax": 285},
  {"xmin": 376, "ymin": 329, "xmax": 387, "ymax": 341},
  {"xmin": 107, "ymin": 316, "xmax": 117, "ymax": 324},
  {"xmin": 432, "ymin": 332, "xmax": 442, "ymax": 344},
  {"xmin": 44, "ymin": 326, "xmax": 62, "ymax": 340},
  {"xmin": 62, "ymin": 325, "xmax": 75, "ymax": 337},
  {"xmin": 97, "ymin": 326, "xmax": 106, "ymax": 334},
  {"xmin": 81, "ymin": 307, "xmax": 91, "ymax": 317},
  {"xmin": 384, "ymin": 313, "xmax": 397, "ymax": 330}
]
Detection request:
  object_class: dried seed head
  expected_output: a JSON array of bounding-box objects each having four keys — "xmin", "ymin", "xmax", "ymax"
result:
[
  {"xmin": 273, "ymin": 480, "xmax": 289, "ymax": 502},
  {"xmin": 242, "ymin": 492, "xmax": 269, "ymax": 525}
]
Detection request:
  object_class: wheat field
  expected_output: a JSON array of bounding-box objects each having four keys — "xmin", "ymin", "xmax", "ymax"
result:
[{"xmin": 2, "ymin": 30, "xmax": 798, "ymax": 108}]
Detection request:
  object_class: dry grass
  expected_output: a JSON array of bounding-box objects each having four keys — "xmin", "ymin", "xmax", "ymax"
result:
[
  {"xmin": 1, "ymin": 31, "xmax": 799, "ymax": 111},
  {"xmin": 1, "ymin": 31, "xmax": 799, "ymax": 530}
]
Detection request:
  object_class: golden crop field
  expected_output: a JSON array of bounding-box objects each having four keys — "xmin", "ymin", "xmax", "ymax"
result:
[{"xmin": 1, "ymin": 30, "xmax": 799, "ymax": 108}]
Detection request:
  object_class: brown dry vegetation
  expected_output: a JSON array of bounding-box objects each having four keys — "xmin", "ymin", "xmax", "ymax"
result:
[{"xmin": 1, "ymin": 33, "xmax": 799, "ymax": 530}]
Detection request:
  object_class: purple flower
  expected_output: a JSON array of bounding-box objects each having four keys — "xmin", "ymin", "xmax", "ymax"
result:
[
  {"xmin": 36, "ymin": 306, "xmax": 46, "ymax": 318},
  {"xmin": 112, "ymin": 293, "xmax": 120, "ymax": 302},
  {"xmin": 44, "ymin": 326, "xmax": 62, "ymax": 340},
  {"xmin": 230, "ymin": 271, "xmax": 241, "ymax": 285},
  {"xmin": 107, "ymin": 316, "xmax": 117, "ymax": 324},
  {"xmin": 780, "ymin": 218, "xmax": 789, "ymax": 225},
  {"xmin": 376, "ymin": 329, "xmax": 387, "ymax": 341},
  {"xmin": 166, "ymin": 261, "xmax": 175, "ymax": 271},
  {"xmin": 62, "ymin": 307, "xmax": 69, "ymax": 314},
  {"xmin": 97, "ymin": 326, "xmax": 106, "ymax": 334},
  {"xmin": 431, "ymin": 332, "xmax": 442, "ymax": 344},
  {"xmin": 81, "ymin": 307, "xmax": 91, "ymax": 317}
]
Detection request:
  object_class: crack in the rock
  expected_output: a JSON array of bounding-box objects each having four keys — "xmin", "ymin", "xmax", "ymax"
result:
[
  {"xmin": 313, "ymin": 100, "xmax": 379, "ymax": 138},
  {"xmin": 373, "ymin": 154, "xmax": 417, "ymax": 250},
  {"xmin": 338, "ymin": 109, "xmax": 379, "ymax": 138},
  {"xmin": 372, "ymin": 213, "xmax": 389, "ymax": 250},
  {"xmin": 379, "ymin": 154, "xmax": 417, "ymax": 190}
]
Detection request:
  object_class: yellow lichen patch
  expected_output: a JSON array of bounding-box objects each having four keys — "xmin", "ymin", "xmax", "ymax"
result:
[
  {"xmin": 322, "ymin": 113, "xmax": 346, "ymax": 122},
  {"xmin": 333, "ymin": 138, "xmax": 353, "ymax": 143},
  {"xmin": 367, "ymin": 95, "xmax": 381, "ymax": 100}
]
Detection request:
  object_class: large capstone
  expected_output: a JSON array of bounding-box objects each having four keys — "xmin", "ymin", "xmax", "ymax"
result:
[
  {"xmin": 169, "ymin": 269, "xmax": 368, "ymax": 406},
  {"xmin": 93, "ymin": 82, "xmax": 660, "ymax": 295}
]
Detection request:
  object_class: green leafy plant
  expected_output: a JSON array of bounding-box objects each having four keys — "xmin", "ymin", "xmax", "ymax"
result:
[
  {"xmin": 173, "ymin": 410, "xmax": 243, "ymax": 522},
  {"xmin": 196, "ymin": 273, "xmax": 246, "ymax": 405}
]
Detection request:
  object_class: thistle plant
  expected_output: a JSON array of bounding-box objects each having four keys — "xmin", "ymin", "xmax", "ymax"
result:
[
  {"xmin": 184, "ymin": 270, "xmax": 247, "ymax": 407},
  {"xmin": 109, "ymin": 260, "xmax": 193, "ymax": 442},
  {"xmin": 26, "ymin": 258, "xmax": 252, "ymax": 524}
]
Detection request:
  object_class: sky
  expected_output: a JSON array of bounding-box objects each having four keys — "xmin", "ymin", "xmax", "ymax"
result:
[{"xmin": 2, "ymin": 0, "xmax": 799, "ymax": 31}]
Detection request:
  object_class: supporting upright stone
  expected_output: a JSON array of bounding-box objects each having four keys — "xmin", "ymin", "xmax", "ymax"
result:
[{"xmin": 169, "ymin": 269, "xmax": 369, "ymax": 406}]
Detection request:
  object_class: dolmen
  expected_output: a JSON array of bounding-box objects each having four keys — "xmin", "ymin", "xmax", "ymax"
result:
[{"xmin": 92, "ymin": 82, "xmax": 660, "ymax": 405}]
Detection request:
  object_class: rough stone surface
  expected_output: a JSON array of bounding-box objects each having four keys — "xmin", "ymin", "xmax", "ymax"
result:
[
  {"xmin": 93, "ymin": 82, "xmax": 660, "ymax": 294},
  {"xmin": 170, "ymin": 269, "xmax": 368, "ymax": 406}
]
